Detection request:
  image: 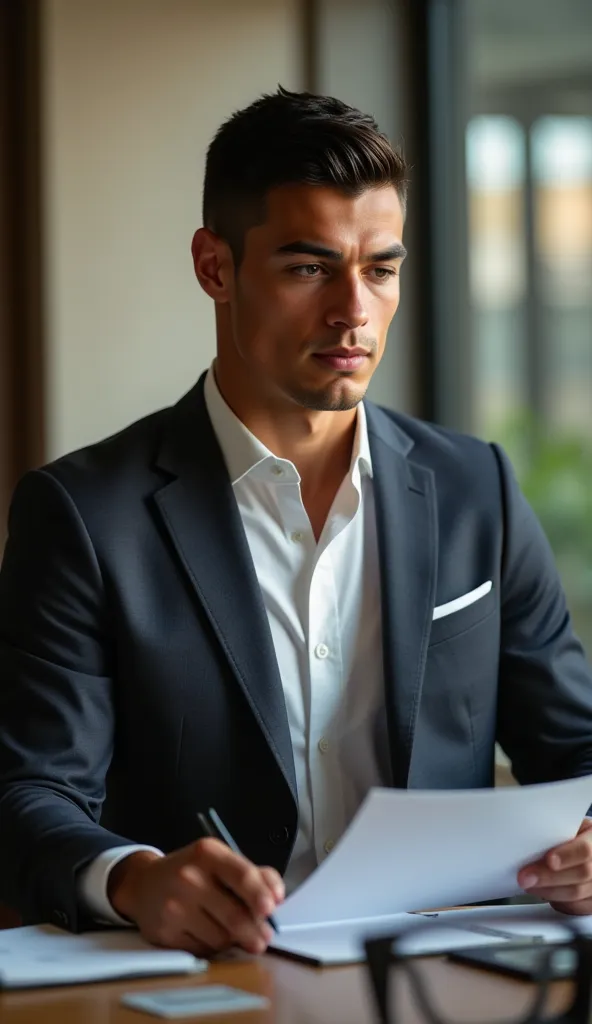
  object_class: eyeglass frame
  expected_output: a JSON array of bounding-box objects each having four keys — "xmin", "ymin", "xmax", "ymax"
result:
[{"xmin": 364, "ymin": 920, "xmax": 592, "ymax": 1024}]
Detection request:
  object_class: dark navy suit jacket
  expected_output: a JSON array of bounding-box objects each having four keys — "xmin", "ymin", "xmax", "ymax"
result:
[{"xmin": 1, "ymin": 374, "xmax": 592, "ymax": 931}]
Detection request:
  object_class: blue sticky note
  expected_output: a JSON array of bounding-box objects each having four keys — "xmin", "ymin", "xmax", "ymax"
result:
[{"xmin": 120, "ymin": 984, "xmax": 270, "ymax": 1018}]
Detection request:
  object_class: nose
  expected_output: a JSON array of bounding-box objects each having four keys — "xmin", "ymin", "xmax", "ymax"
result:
[{"xmin": 326, "ymin": 277, "xmax": 369, "ymax": 331}]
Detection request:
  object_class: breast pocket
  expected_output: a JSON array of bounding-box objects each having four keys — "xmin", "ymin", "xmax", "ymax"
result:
[
  {"xmin": 415, "ymin": 585, "xmax": 500, "ymax": 787},
  {"xmin": 428, "ymin": 585, "xmax": 497, "ymax": 646}
]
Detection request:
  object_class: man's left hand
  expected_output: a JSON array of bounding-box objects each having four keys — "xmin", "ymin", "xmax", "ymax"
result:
[{"xmin": 518, "ymin": 818, "xmax": 592, "ymax": 914}]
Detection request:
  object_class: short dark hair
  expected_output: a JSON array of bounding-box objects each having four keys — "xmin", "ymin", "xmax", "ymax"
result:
[{"xmin": 202, "ymin": 86, "xmax": 409, "ymax": 265}]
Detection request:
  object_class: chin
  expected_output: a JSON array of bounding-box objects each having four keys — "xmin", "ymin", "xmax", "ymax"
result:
[{"xmin": 288, "ymin": 377, "xmax": 367, "ymax": 412}]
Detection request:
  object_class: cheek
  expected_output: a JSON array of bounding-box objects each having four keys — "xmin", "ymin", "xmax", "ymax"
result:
[
  {"xmin": 385, "ymin": 278, "xmax": 401, "ymax": 309},
  {"xmin": 231, "ymin": 288, "xmax": 279, "ymax": 349},
  {"xmin": 237, "ymin": 277, "xmax": 308, "ymax": 335},
  {"xmin": 372, "ymin": 288, "xmax": 400, "ymax": 335}
]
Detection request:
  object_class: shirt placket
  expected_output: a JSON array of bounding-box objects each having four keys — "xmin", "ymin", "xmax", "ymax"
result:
[
  {"xmin": 308, "ymin": 547, "xmax": 346, "ymax": 864},
  {"xmin": 267, "ymin": 468, "xmax": 319, "ymax": 870}
]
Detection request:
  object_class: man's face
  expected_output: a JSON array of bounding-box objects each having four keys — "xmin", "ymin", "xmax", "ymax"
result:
[{"xmin": 218, "ymin": 183, "xmax": 406, "ymax": 412}]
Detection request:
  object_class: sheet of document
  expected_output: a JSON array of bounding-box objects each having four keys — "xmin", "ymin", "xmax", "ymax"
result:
[
  {"xmin": 270, "ymin": 903, "xmax": 591, "ymax": 966},
  {"xmin": 274, "ymin": 775, "xmax": 592, "ymax": 929},
  {"xmin": 0, "ymin": 925, "xmax": 206, "ymax": 989}
]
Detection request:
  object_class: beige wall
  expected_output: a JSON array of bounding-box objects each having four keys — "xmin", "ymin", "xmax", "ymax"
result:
[{"xmin": 43, "ymin": 0, "xmax": 302, "ymax": 458}]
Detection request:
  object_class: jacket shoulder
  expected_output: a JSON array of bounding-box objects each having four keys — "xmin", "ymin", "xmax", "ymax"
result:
[
  {"xmin": 371, "ymin": 402, "xmax": 495, "ymax": 462},
  {"xmin": 34, "ymin": 403, "xmax": 174, "ymax": 512},
  {"xmin": 367, "ymin": 403, "xmax": 509, "ymax": 508}
]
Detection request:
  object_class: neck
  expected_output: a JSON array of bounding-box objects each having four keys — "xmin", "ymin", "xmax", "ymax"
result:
[{"xmin": 212, "ymin": 361, "xmax": 358, "ymax": 495}]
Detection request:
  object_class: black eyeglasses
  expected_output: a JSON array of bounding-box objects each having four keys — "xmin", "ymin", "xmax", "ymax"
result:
[{"xmin": 364, "ymin": 921, "xmax": 592, "ymax": 1024}]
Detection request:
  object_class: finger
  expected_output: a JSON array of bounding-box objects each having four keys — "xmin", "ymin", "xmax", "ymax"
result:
[
  {"xmin": 208, "ymin": 849, "xmax": 278, "ymax": 919},
  {"xmin": 170, "ymin": 859, "xmax": 270, "ymax": 955},
  {"xmin": 147, "ymin": 898, "xmax": 230, "ymax": 956},
  {"xmin": 520, "ymin": 860, "xmax": 592, "ymax": 891},
  {"xmin": 551, "ymin": 897, "xmax": 592, "ymax": 917},
  {"xmin": 519, "ymin": 843, "xmax": 592, "ymax": 888},
  {"xmin": 198, "ymin": 882, "xmax": 273, "ymax": 954},
  {"xmin": 178, "ymin": 931, "xmax": 216, "ymax": 958},
  {"xmin": 180, "ymin": 908, "xmax": 232, "ymax": 956},
  {"xmin": 544, "ymin": 832, "xmax": 592, "ymax": 871},
  {"xmin": 260, "ymin": 866, "xmax": 285, "ymax": 904},
  {"xmin": 520, "ymin": 823, "xmax": 592, "ymax": 881},
  {"xmin": 527, "ymin": 881, "xmax": 592, "ymax": 905}
]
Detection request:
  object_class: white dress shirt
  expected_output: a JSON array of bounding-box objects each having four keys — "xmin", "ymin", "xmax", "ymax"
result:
[{"xmin": 79, "ymin": 364, "xmax": 389, "ymax": 923}]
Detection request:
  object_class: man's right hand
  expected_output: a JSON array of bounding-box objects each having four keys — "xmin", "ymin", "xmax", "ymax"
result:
[{"xmin": 107, "ymin": 839, "xmax": 285, "ymax": 957}]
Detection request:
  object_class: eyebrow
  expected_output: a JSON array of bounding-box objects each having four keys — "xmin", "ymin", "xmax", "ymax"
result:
[{"xmin": 275, "ymin": 240, "xmax": 408, "ymax": 262}]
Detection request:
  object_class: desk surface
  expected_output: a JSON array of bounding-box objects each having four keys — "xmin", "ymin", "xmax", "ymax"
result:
[{"xmin": 0, "ymin": 951, "xmax": 574, "ymax": 1024}]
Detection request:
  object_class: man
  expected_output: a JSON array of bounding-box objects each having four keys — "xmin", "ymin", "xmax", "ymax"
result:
[{"xmin": 1, "ymin": 87, "xmax": 592, "ymax": 958}]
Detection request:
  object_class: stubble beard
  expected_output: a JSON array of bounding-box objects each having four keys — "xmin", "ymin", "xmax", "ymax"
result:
[{"xmin": 285, "ymin": 375, "xmax": 369, "ymax": 412}]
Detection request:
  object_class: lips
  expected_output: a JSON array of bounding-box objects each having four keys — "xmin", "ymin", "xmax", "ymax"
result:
[{"xmin": 313, "ymin": 350, "xmax": 369, "ymax": 372}]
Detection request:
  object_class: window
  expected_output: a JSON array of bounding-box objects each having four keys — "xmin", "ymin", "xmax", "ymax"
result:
[{"xmin": 465, "ymin": 0, "xmax": 592, "ymax": 651}]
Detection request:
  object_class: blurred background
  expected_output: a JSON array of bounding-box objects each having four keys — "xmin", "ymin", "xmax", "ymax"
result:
[{"xmin": 1, "ymin": 0, "xmax": 591, "ymax": 656}]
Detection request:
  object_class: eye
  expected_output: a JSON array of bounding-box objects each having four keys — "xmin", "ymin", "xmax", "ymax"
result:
[
  {"xmin": 371, "ymin": 267, "xmax": 398, "ymax": 281},
  {"xmin": 291, "ymin": 264, "xmax": 324, "ymax": 277}
]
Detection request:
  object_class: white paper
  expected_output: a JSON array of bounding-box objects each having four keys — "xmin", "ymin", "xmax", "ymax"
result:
[
  {"xmin": 396, "ymin": 904, "xmax": 584, "ymax": 954},
  {"xmin": 271, "ymin": 902, "xmax": 592, "ymax": 966},
  {"xmin": 274, "ymin": 776, "xmax": 592, "ymax": 931},
  {"xmin": 0, "ymin": 925, "xmax": 206, "ymax": 989},
  {"xmin": 270, "ymin": 914, "xmax": 410, "ymax": 964}
]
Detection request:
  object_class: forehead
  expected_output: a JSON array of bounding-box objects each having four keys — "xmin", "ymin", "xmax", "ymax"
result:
[{"xmin": 248, "ymin": 183, "xmax": 404, "ymax": 252}]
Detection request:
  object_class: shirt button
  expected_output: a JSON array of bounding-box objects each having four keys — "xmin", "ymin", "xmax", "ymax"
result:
[
  {"xmin": 318, "ymin": 737, "xmax": 329, "ymax": 754},
  {"xmin": 271, "ymin": 464, "xmax": 284, "ymax": 477},
  {"xmin": 314, "ymin": 642, "xmax": 329, "ymax": 660},
  {"xmin": 324, "ymin": 839, "xmax": 335, "ymax": 854},
  {"xmin": 291, "ymin": 531, "xmax": 304, "ymax": 543}
]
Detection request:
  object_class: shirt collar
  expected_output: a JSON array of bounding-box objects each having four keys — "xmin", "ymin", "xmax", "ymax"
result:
[
  {"xmin": 352, "ymin": 398, "xmax": 373, "ymax": 481},
  {"xmin": 203, "ymin": 362, "xmax": 373, "ymax": 486}
]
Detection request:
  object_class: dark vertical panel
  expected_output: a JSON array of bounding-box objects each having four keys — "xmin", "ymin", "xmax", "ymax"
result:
[
  {"xmin": 0, "ymin": 0, "xmax": 44, "ymax": 923},
  {"xmin": 397, "ymin": 0, "xmax": 436, "ymax": 421},
  {"xmin": 523, "ymin": 122, "xmax": 547, "ymax": 427},
  {"xmin": 0, "ymin": 1, "xmax": 15, "ymax": 532},
  {"xmin": 398, "ymin": 0, "xmax": 472, "ymax": 428},
  {"xmin": 0, "ymin": 0, "xmax": 45, "ymax": 541},
  {"xmin": 301, "ymin": 0, "xmax": 320, "ymax": 92}
]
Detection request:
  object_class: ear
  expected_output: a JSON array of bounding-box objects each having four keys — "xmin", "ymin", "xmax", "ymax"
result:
[{"xmin": 191, "ymin": 228, "xmax": 234, "ymax": 301}]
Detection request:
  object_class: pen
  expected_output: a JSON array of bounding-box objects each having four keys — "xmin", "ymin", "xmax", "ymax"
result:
[{"xmin": 197, "ymin": 808, "xmax": 279, "ymax": 933}]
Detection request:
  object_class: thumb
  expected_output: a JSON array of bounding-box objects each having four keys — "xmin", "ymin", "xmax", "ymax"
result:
[{"xmin": 259, "ymin": 866, "xmax": 285, "ymax": 904}]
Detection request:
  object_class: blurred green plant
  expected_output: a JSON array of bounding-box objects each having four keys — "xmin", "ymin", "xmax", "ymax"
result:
[{"xmin": 491, "ymin": 413, "xmax": 592, "ymax": 648}]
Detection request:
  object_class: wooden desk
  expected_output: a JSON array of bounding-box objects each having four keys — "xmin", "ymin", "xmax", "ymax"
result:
[{"xmin": 0, "ymin": 950, "xmax": 574, "ymax": 1024}]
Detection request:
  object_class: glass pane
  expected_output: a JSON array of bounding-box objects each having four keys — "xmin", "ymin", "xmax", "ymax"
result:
[
  {"xmin": 467, "ymin": 116, "xmax": 527, "ymax": 432},
  {"xmin": 465, "ymin": 0, "xmax": 592, "ymax": 653},
  {"xmin": 532, "ymin": 116, "xmax": 592, "ymax": 434}
]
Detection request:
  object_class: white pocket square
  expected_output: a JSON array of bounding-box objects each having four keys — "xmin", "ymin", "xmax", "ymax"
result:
[{"xmin": 433, "ymin": 581, "xmax": 493, "ymax": 621}]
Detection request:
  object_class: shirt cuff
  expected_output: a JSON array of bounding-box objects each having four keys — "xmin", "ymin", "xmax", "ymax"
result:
[{"xmin": 77, "ymin": 845, "xmax": 164, "ymax": 926}]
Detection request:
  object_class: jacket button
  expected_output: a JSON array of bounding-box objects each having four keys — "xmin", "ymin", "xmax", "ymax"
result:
[
  {"xmin": 52, "ymin": 909, "xmax": 69, "ymax": 928},
  {"xmin": 268, "ymin": 825, "xmax": 290, "ymax": 846}
]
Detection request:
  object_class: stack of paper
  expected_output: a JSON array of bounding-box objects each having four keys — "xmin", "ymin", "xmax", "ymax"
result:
[
  {"xmin": 0, "ymin": 924, "xmax": 207, "ymax": 989},
  {"xmin": 270, "ymin": 775, "xmax": 592, "ymax": 965}
]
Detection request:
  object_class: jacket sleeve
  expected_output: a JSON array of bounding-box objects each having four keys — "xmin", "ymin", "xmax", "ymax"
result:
[
  {"xmin": 0, "ymin": 469, "xmax": 136, "ymax": 931},
  {"xmin": 493, "ymin": 443, "xmax": 592, "ymax": 785}
]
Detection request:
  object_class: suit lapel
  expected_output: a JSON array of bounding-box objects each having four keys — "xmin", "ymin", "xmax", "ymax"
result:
[
  {"xmin": 152, "ymin": 377, "xmax": 297, "ymax": 801},
  {"xmin": 366, "ymin": 403, "xmax": 438, "ymax": 787}
]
